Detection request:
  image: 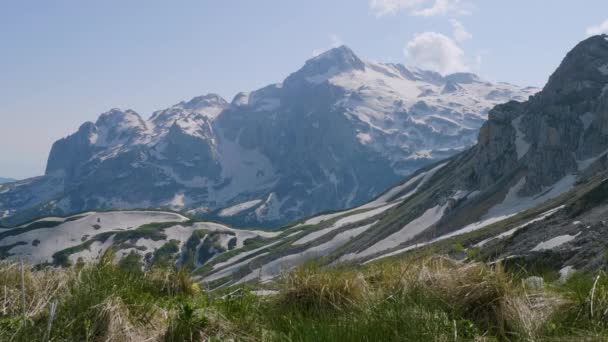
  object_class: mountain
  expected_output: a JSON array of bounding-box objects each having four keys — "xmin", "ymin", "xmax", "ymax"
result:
[
  {"xmin": 7, "ymin": 34, "xmax": 607, "ymax": 286},
  {"xmin": 2, "ymin": 37, "xmax": 607, "ymax": 286},
  {"xmin": 0, "ymin": 46, "xmax": 536, "ymax": 227},
  {"xmin": 186, "ymin": 34, "xmax": 608, "ymax": 285},
  {"xmin": 0, "ymin": 178, "xmax": 15, "ymax": 184},
  {"xmin": 3, "ymin": 35, "xmax": 608, "ymax": 289},
  {"xmin": 180, "ymin": 34, "xmax": 608, "ymax": 285}
]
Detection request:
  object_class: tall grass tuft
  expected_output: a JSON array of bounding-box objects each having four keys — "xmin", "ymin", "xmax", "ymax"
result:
[
  {"xmin": 5, "ymin": 252, "xmax": 608, "ymax": 340},
  {"xmin": 277, "ymin": 264, "xmax": 369, "ymax": 312},
  {"xmin": 0, "ymin": 249, "xmax": 233, "ymax": 341}
]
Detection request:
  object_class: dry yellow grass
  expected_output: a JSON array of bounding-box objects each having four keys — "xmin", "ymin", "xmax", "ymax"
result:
[
  {"xmin": 278, "ymin": 266, "xmax": 370, "ymax": 312},
  {"xmin": 0, "ymin": 261, "xmax": 70, "ymax": 318}
]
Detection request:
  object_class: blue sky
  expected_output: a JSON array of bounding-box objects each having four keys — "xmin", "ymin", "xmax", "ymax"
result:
[{"xmin": 1, "ymin": 0, "xmax": 608, "ymax": 179}]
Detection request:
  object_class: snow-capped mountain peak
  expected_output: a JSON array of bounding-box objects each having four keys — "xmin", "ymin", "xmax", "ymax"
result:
[
  {"xmin": 3, "ymin": 45, "xmax": 537, "ymax": 228},
  {"xmin": 150, "ymin": 93, "xmax": 228, "ymax": 127},
  {"xmin": 177, "ymin": 94, "xmax": 228, "ymax": 116},
  {"xmin": 309, "ymin": 45, "xmax": 365, "ymax": 71},
  {"xmin": 92, "ymin": 108, "xmax": 148, "ymax": 147},
  {"xmin": 286, "ymin": 45, "xmax": 366, "ymax": 85}
]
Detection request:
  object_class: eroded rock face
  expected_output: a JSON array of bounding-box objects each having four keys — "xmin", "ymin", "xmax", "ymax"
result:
[
  {"xmin": 471, "ymin": 35, "xmax": 608, "ymax": 196},
  {"xmin": 0, "ymin": 46, "xmax": 537, "ymax": 227}
]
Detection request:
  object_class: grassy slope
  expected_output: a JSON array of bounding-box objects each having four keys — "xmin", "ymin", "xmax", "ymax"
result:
[
  {"xmin": 3, "ymin": 251, "xmax": 608, "ymax": 341},
  {"xmin": 198, "ymin": 166, "xmax": 608, "ymax": 289}
]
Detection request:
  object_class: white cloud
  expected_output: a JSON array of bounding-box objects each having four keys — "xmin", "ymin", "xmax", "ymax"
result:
[
  {"xmin": 312, "ymin": 34, "xmax": 344, "ymax": 57},
  {"xmin": 370, "ymin": 0, "xmax": 471, "ymax": 17},
  {"xmin": 369, "ymin": 0, "xmax": 426, "ymax": 16},
  {"xmin": 586, "ymin": 19, "xmax": 608, "ymax": 36},
  {"xmin": 413, "ymin": 0, "xmax": 470, "ymax": 17},
  {"xmin": 450, "ymin": 19, "xmax": 472, "ymax": 41},
  {"xmin": 404, "ymin": 32, "xmax": 468, "ymax": 74}
]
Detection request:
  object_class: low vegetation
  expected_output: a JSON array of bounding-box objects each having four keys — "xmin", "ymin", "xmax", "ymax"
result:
[{"xmin": 2, "ymin": 253, "xmax": 608, "ymax": 341}]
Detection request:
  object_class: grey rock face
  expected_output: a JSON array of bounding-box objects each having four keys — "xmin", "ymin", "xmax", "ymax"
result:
[
  {"xmin": 0, "ymin": 46, "xmax": 536, "ymax": 227},
  {"xmin": 470, "ymin": 35, "xmax": 608, "ymax": 196}
]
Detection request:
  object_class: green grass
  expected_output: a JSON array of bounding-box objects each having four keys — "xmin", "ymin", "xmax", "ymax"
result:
[
  {"xmin": 0, "ymin": 250, "xmax": 233, "ymax": 341},
  {"xmin": 153, "ymin": 240, "xmax": 181, "ymax": 268},
  {"xmin": 5, "ymin": 254, "xmax": 608, "ymax": 341},
  {"xmin": 209, "ymin": 257, "xmax": 608, "ymax": 341},
  {"xmin": 0, "ymin": 220, "xmax": 65, "ymax": 240}
]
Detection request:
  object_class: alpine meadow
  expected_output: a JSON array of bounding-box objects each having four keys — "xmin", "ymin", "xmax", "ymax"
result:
[{"xmin": 2, "ymin": 1, "xmax": 608, "ymax": 341}]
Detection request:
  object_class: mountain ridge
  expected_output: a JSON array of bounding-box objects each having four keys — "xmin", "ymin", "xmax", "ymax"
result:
[
  {"xmin": 0, "ymin": 45, "xmax": 537, "ymax": 227},
  {"xmin": 3, "ymin": 37, "xmax": 608, "ymax": 289}
]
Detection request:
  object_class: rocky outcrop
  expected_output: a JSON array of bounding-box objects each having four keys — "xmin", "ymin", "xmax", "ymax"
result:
[{"xmin": 471, "ymin": 35, "xmax": 608, "ymax": 195}]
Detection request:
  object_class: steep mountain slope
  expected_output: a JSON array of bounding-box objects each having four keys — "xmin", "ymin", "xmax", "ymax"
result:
[
  {"xmin": 3, "ymin": 37, "xmax": 607, "ymax": 289},
  {"xmin": 184, "ymin": 36, "xmax": 608, "ymax": 285},
  {"xmin": 184, "ymin": 34, "xmax": 608, "ymax": 286},
  {"xmin": 0, "ymin": 46, "xmax": 536, "ymax": 228}
]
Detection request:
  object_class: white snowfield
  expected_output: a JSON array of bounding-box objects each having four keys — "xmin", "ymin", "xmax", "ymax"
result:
[
  {"xmin": 230, "ymin": 221, "xmax": 379, "ymax": 285},
  {"xmin": 4, "ymin": 146, "xmax": 594, "ymax": 288},
  {"xmin": 0, "ymin": 211, "xmax": 279, "ymax": 266},
  {"xmin": 218, "ymin": 200, "xmax": 262, "ymax": 217},
  {"xmin": 364, "ymin": 162, "xmax": 447, "ymax": 208},
  {"xmin": 364, "ymin": 173, "xmax": 579, "ymax": 264},
  {"xmin": 191, "ymin": 222, "xmax": 279, "ymax": 244},
  {"xmin": 211, "ymin": 240, "xmax": 283, "ymax": 271},
  {"xmin": 293, "ymin": 202, "xmax": 398, "ymax": 246},
  {"xmin": 113, "ymin": 221, "xmax": 277, "ymax": 267},
  {"xmin": 476, "ymin": 206, "xmax": 566, "ymax": 247},
  {"xmin": 342, "ymin": 203, "xmax": 449, "ymax": 261},
  {"xmin": 324, "ymin": 60, "xmax": 538, "ymax": 173},
  {"xmin": 0, "ymin": 211, "xmax": 188, "ymax": 264},
  {"xmin": 200, "ymin": 168, "xmax": 581, "ymax": 285},
  {"xmin": 202, "ymin": 164, "xmax": 450, "ymax": 285},
  {"xmin": 299, "ymin": 162, "xmax": 445, "ymax": 228},
  {"xmin": 532, "ymin": 233, "xmax": 580, "ymax": 251}
]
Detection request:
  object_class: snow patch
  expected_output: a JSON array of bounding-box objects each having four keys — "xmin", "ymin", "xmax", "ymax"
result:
[
  {"xmin": 0, "ymin": 211, "xmax": 187, "ymax": 264},
  {"xmin": 219, "ymin": 200, "xmax": 262, "ymax": 217},
  {"xmin": 204, "ymin": 252, "xmax": 270, "ymax": 283},
  {"xmin": 300, "ymin": 162, "xmax": 446, "ymax": 228},
  {"xmin": 577, "ymin": 147, "xmax": 608, "ymax": 171},
  {"xmin": 485, "ymin": 175, "xmax": 576, "ymax": 219},
  {"xmin": 345, "ymin": 203, "xmax": 448, "ymax": 261},
  {"xmin": 212, "ymin": 240, "xmax": 282, "ymax": 271},
  {"xmin": 512, "ymin": 116, "xmax": 530, "ymax": 159},
  {"xmin": 356, "ymin": 132, "xmax": 372, "ymax": 144},
  {"xmin": 294, "ymin": 202, "xmax": 396, "ymax": 245},
  {"xmin": 235, "ymin": 222, "xmax": 377, "ymax": 284},
  {"xmin": 366, "ymin": 174, "xmax": 577, "ymax": 264},
  {"xmin": 255, "ymin": 193, "xmax": 282, "ymax": 222},
  {"xmin": 168, "ymin": 193, "xmax": 186, "ymax": 209},
  {"xmin": 532, "ymin": 233, "xmax": 580, "ymax": 251},
  {"xmin": 476, "ymin": 206, "xmax": 565, "ymax": 247}
]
